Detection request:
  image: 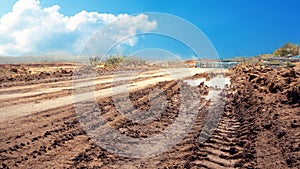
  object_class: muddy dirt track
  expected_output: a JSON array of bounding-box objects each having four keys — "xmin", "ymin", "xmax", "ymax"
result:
[{"xmin": 0, "ymin": 64, "xmax": 299, "ymax": 169}]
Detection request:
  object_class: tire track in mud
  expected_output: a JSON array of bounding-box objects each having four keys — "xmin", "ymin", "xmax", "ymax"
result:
[
  {"xmin": 0, "ymin": 71, "xmax": 249, "ymax": 169},
  {"xmin": 69, "ymin": 82, "xmax": 247, "ymax": 168},
  {"xmin": 77, "ymin": 80, "xmax": 182, "ymax": 139},
  {"xmin": 0, "ymin": 106, "xmax": 80, "ymax": 168},
  {"xmin": 0, "ymin": 80, "xmax": 188, "ymax": 168},
  {"xmin": 0, "ymin": 80, "xmax": 184, "ymax": 168}
]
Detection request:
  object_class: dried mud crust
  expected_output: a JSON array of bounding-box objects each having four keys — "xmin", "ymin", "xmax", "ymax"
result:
[{"xmin": 228, "ymin": 64, "xmax": 300, "ymax": 168}]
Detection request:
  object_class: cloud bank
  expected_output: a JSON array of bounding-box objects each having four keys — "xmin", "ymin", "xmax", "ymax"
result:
[{"xmin": 0, "ymin": 0, "xmax": 157, "ymax": 56}]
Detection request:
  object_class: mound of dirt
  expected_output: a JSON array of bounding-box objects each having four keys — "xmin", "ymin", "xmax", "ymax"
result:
[
  {"xmin": 227, "ymin": 64, "xmax": 300, "ymax": 168},
  {"xmin": 0, "ymin": 64, "xmax": 74, "ymax": 87},
  {"xmin": 192, "ymin": 72, "xmax": 217, "ymax": 81},
  {"xmin": 192, "ymin": 73, "xmax": 210, "ymax": 80},
  {"xmin": 197, "ymin": 81, "xmax": 209, "ymax": 95}
]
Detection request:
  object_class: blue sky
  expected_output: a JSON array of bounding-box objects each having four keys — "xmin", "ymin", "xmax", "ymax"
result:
[{"xmin": 0, "ymin": 0, "xmax": 299, "ymax": 59}]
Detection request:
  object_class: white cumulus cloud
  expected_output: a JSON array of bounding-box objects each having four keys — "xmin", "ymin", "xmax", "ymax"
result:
[{"xmin": 0, "ymin": 0, "xmax": 157, "ymax": 56}]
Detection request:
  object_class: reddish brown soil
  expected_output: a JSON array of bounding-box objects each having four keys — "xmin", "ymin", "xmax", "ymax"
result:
[
  {"xmin": 0, "ymin": 64, "xmax": 299, "ymax": 169},
  {"xmin": 0, "ymin": 63, "xmax": 75, "ymax": 87},
  {"xmin": 228, "ymin": 64, "xmax": 300, "ymax": 168}
]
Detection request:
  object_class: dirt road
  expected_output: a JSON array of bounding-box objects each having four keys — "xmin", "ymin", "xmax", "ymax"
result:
[
  {"xmin": 0, "ymin": 67, "xmax": 234, "ymax": 168},
  {"xmin": 0, "ymin": 68, "xmax": 226, "ymax": 122},
  {"xmin": 0, "ymin": 65, "xmax": 299, "ymax": 169}
]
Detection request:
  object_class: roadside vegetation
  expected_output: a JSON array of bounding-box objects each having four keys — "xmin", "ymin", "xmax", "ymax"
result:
[
  {"xmin": 273, "ymin": 42, "xmax": 300, "ymax": 57},
  {"xmin": 89, "ymin": 55, "xmax": 147, "ymax": 68}
]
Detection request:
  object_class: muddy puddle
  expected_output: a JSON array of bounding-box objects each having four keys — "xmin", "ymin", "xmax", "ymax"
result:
[{"xmin": 184, "ymin": 74, "xmax": 231, "ymax": 100}]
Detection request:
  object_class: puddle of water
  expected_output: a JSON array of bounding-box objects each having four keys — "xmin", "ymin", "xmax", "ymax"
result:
[
  {"xmin": 204, "ymin": 75, "xmax": 231, "ymax": 89},
  {"xmin": 184, "ymin": 75, "xmax": 230, "ymax": 88},
  {"xmin": 206, "ymin": 90, "xmax": 221, "ymax": 100},
  {"xmin": 184, "ymin": 75, "xmax": 231, "ymax": 101},
  {"xmin": 184, "ymin": 78, "xmax": 206, "ymax": 87},
  {"xmin": 188, "ymin": 74, "xmax": 231, "ymax": 143}
]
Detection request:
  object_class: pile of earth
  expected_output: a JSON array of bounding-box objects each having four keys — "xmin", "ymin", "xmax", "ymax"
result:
[
  {"xmin": 0, "ymin": 64, "xmax": 74, "ymax": 87},
  {"xmin": 191, "ymin": 72, "xmax": 221, "ymax": 81},
  {"xmin": 226, "ymin": 64, "xmax": 300, "ymax": 168}
]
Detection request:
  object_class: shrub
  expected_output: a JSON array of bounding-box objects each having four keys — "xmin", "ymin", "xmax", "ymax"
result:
[
  {"xmin": 286, "ymin": 62, "xmax": 296, "ymax": 68},
  {"xmin": 104, "ymin": 56, "xmax": 124, "ymax": 67}
]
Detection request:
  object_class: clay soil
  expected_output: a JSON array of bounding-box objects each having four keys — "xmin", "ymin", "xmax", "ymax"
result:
[{"xmin": 0, "ymin": 63, "xmax": 299, "ymax": 169}]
